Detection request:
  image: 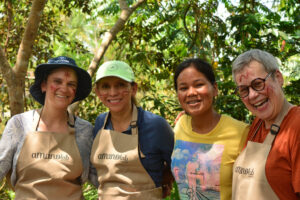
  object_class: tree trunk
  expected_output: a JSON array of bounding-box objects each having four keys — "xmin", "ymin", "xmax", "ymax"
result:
[{"xmin": 0, "ymin": 0, "xmax": 47, "ymax": 116}]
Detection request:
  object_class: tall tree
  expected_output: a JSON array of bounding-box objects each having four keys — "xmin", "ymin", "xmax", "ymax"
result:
[
  {"xmin": 0, "ymin": 0, "xmax": 47, "ymax": 116},
  {"xmin": 0, "ymin": 0, "xmax": 147, "ymax": 116}
]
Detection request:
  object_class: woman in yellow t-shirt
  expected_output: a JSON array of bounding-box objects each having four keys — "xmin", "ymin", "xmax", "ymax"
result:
[{"xmin": 171, "ymin": 58, "xmax": 249, "ymax": 200}]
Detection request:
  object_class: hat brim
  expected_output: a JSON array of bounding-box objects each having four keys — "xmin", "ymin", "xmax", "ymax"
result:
[{"xmin": 30, "ymin": 63, "xmax": 92, "ymax": 105}]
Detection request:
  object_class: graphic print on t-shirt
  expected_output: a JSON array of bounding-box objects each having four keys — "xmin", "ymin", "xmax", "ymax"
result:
[{"xmin": 172, "ymin": 140, "xmax": 224, "ymax": 200}]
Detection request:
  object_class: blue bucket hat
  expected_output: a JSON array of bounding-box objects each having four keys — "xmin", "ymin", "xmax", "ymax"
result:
[{"xmin": 30, "ymin": 56, "xmax": 92, "ymax": 105}]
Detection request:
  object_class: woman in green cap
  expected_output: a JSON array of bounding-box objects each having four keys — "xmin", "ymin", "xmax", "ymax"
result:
[
  {"xmin": 90, "ymin": 60, "xmax": 174, "ymax": 199},
  {"xmin": 0, "ymin": 56, "xmax": 96, "ymax": 199}
]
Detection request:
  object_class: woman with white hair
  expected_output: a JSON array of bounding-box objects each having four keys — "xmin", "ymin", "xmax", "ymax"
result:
[{"xmin": 231, "ymin": 49, "xmax": 300, "ymax": 200}]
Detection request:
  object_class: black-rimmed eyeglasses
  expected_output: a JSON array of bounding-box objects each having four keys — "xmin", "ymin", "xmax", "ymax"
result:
[{"xmin": 235, "ymin": 72, "xmax": 274, "ymax": 98}]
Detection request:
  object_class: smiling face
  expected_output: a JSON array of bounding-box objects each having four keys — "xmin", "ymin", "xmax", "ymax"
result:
[
  {"xmin": 95, "ymin": 76, "xmax": 137, "ymax": 114},
  {"xmin": 234, "ymin": 60, "xmax": 284, "ymax": 125},
  {"xmin": 176, "ymin": 66, "xmax": 218, "ymax": 117},
  {"xmin": 41, "ymin": 67, "xmax": 77, "ymax": 110}
]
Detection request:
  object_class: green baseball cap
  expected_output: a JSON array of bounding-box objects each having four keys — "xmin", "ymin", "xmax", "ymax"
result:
[{"xmin": 95, "ymin": 60, "xmax": 135, "ymax": 83}]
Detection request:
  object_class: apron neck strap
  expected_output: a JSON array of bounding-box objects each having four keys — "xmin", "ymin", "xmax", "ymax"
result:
[
  {"xmin": 67, "ymin": 111, "xmax": 75, "ymax": 128},
  {"xmin": 264, "ymin": 99, "xmax": 293, "ymax": 145},
  {"xmin": 33, "ymin": 107, "xmax": 75, "ymax": 131},
  {"xmin": 102, "ymin": 105, "xmax": 138, "ymax": 135},
  {"xmin": 130, "ymin": 105, "xmax": 138, "ymax": 135},
  {"xmin": 33, "ymin": 108, "xmax": 42, "ymax": 131}
]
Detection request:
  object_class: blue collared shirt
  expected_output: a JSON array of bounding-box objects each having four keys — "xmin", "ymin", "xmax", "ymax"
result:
[{"xmin": 93, "ymin": 107, "xmax": 174, "ymax": 187}]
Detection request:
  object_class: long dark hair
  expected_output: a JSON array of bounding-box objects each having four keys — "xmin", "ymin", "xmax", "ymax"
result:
[{"xmin": 174, "ymin": 58, "xmax": 216, "ymax": 91}]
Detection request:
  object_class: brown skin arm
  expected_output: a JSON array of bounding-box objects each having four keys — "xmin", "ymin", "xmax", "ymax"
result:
[{"xmin": 162, "ymin": 163, "xmax": 175, "ymax": 198}]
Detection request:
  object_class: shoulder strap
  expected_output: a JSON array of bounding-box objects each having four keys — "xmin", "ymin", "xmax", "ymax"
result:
[
  {"xmin": 130, "ymin": 105, "xmax": 138, "ymax": 135},
  {"xmin": 101, "ymin": 112, "xmax": 110, "ymax": 130},
  {"xmin": 264, "ymin": 99, "xmax": 294, "ymax": 145},
  {"xmin": 33, "ymin": 108, "xmax": 42, "ymax": 131}
]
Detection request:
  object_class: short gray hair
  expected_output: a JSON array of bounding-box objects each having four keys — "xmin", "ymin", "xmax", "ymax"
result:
[{"xmin": 232, "ymin": 49, "xmax": 279, "ymax": 82}]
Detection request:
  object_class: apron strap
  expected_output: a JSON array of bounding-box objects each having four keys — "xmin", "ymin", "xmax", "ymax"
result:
[
  {"xmin": 130, "ymin": 105, "xmax": 138, "ymax": 135},
  {"xmin": 249, "ymin": 120, "xmax": 263, "ymax": 141},
  {"xmin": 67, "ymin": 112, "xmax": 75, "ymax": 134},
  {"xmin": 101, "ymin": 105, "xmax": 138, "ymax": 135},
  {"xmin": 33, "ymin": 107, "xmax": 75, "ymax": 132},
  {"xmin": 101, "ymin": 105, "xmax": 145, "ymax": 158},
  {"xmin": 130, "ymin": 106, "xmax": 145, "ymax": 158},
  {"xmin": 264, "ymin": 99, "xmax": 294, "ymax": 145},
  {"xmin": 67, "ymin": 112, "xmax": 75, "ymax": 127},
  {"xmin": 102, "ymin": 111, "xmax": 110, "ymax": 130},
  {"xmin": 33, "ymin": 108, "xmax": 42, "ymax": 131}
]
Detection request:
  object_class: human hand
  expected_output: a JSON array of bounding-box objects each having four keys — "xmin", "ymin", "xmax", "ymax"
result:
[
  {"xmin": 162, "ymin": 164, "xmax": 175, "ymax": 198},
  {"xmin": 174, "ymin": 111, "xmax": 185, "ymax": 125}
]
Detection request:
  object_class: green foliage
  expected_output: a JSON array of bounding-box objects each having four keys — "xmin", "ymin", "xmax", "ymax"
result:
[
  {"xmin": 83, "ymin": 183, "xmax": 98, "ymax": 200},
  {"xmin": 0, "ymin": 178, "xmax": 14, "ymax": 200},
  {"xmin": 1, "ymin": 0, "xmax": 300, "ymax": 199},
  {"xmin": 284, "ymin": 79, "xmax": 300, "ymax": 105}
]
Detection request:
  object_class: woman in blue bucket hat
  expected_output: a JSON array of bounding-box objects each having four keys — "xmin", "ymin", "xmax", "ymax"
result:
[
  {"xmin": 0, "ymin": 56, "xmax": 97, "ymax": 199},
  {"xmin": 90, "ymin": 60, "xmax": 174, "ymax": 199}
]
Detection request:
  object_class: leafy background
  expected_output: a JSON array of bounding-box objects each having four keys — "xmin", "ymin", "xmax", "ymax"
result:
[{"xmin": 0, "ymin": 0, "xmax": 299, "ymax": 199}]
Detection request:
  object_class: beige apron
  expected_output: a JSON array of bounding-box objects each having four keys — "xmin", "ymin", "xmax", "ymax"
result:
[
  {"xmin": 15, "ymin": 109, "xmax": 84, "ymax": 200},
  {"xmin": 91, "ymin": 106, "xmax": 162, "ymax": 200},
  {"xmin": 232, "ymin": 100, "xmax": 292, "ymax": 200}
]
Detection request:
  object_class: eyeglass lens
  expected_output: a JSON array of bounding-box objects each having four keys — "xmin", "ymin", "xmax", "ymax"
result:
[{"xmin": 237, "ymin": 72, "xmax": 273, "ymax": 98}]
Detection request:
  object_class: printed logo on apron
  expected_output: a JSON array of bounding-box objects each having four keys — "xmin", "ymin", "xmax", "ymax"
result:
[
  {"xmin": 232, "ymin": 100, "xmax": 293, "ymax": 200},
  {"xmin": 15, "ymin": 109, "xmax": 84, "ymax": 200},
  {"xmin": 91, "ymin": 106, "xmax": 162, "ymax": 200}
]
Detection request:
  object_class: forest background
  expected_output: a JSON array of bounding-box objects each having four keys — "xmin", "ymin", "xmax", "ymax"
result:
[{"xmin": 0, "ymin": 0, "xmax": 299, "ymax": 199}]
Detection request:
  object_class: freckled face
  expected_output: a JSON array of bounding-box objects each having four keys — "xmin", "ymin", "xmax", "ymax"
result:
[
  {"xmin": 176, "ymin": 66, "xmax": 218, "ymax": 117},
  {"xmin": 41, "ymin": 67, "xmax": 77, "ymax": 109},
  {"xmin": 234, "ymin": 61, "xmax": 284, "ymax": 123},
  {"xmin": 95, "ymin": 77, "xmax": 137, "ymax": 114}
]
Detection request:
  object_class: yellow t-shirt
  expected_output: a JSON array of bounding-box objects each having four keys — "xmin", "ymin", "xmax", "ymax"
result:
[{"xmin": 171, "ymin": 114, "xmax": 249, "ymax": 200}]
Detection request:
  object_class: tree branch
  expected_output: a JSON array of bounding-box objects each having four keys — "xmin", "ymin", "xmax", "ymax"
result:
[
  {"xmin": 70, "ymin": 0, "xmax": 146, "ymax": 113},
  {"xmin": 87, "ymin": 0, "xmax": 147, "ymax": 77},
  {"xmin": 15, "ymin": 0, "xmax": 47, "ymax": 76},
  {"xmin": 183, "ymin": 4, "xmax": 192, "ymax": 41},
  {"xmin": 0, "ymin": 46, "xmax": 13, "ymax": 86},
  {"xmin": 4, "ymin": 0, "xmax": 13, "ymax": 55}
]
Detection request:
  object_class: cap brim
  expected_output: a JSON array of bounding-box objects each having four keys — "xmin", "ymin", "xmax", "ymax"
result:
[{"xmin": 95, "ymin": 74, "xmax": 133, "ymax": 84}]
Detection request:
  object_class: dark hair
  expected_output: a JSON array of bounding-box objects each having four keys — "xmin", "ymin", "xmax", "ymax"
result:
[{"xmin": 174, "ymin": 58, "xmax": 216, "ymax": 91}]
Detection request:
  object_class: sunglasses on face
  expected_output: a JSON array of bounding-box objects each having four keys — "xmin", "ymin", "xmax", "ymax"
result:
[{"xmin": 235, "ymin": 71, "xmax": 274, "ymax": 98}]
